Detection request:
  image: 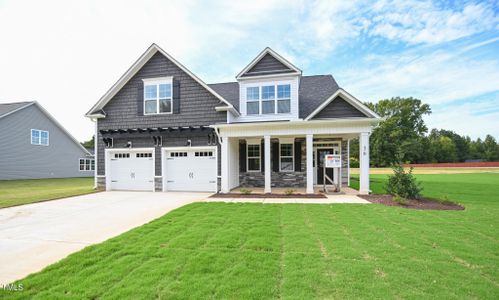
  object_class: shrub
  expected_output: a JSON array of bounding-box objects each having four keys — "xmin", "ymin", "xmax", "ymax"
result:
[
  {"xmin": 239, "ymin": 188, "xmax": 252, "ymax": 195},
  {"xmin": 284, "ymin": 189, "xmax": 296, "ymax": 195},
  {"xmin": 392, "ymin": 195, "xmax": 408, "ymax": 205},
  {"xmin": 386, "ymin": 164, "xmax": 422, "ymax": 199}
]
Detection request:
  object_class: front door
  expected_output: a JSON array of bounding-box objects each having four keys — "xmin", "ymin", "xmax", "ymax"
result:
[{"xmin": 316, "ymin": 148, "xmax": 337, "ymax": 185}]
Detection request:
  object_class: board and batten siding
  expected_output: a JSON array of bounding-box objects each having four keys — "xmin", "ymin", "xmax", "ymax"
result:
[
  {"xmin": 0, "ymin": 104, "xmax": 91, "ymax": 180},
  {"xmin": 96, "ymin": 51, "xmax": 226, "ymax": 176}
]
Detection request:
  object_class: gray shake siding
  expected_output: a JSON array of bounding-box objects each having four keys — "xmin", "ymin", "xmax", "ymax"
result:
[
  {"xmin": 312, "ymin": 97, "xmax": 368, "ymax": 119},
  {"xmin": 241, "ymin": 53, "xmax": 294, "ymax": 77},
  {"xmin": 0, "ymin": 104, "xmax": 91, "ymax": 180},
  {"xmin": 97, "ymin": 51, "xmax": 226, "ymax": 179}
]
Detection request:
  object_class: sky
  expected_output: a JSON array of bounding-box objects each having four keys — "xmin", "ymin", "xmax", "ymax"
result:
[{"xmin": 0, "ymin": 0, "xmax": 498, "ymax": 142}]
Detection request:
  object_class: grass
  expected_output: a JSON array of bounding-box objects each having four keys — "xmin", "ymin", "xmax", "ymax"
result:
[
  {"xmin": 0, "ymin": 177, "xmax": 95, "ymax": 208},
  {"xmin": 1, "ymin": 173, "xmax": 498, "ymax": 299}
]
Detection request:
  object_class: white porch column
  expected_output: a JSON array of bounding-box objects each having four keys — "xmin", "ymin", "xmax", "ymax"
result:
[
  {"xmin": 264, "ymin": 135, "xmax": 271, "ymax": 193},
  {"xmin": 359, "ymin": 132, "xmax": 370, "ymax": 195},
  {"xmin": 221, "ymin": 137, "xmax": 230, "ymax": 193},
  {"xmin": 306, "ymin": 134, "xmax": 314, "ymax": 194}
]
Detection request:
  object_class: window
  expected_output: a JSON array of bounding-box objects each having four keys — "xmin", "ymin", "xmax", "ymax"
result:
[
  {"xmin": 170, "ymin": 152, "xmax": 187, "ymax": 157},
  {"xmin": 195, "ymin": 151, "xmax": 213, "ymax": 157},
  {"xmin": 280, "ymin": 143, "xmax": 294, "ymax": 172},
  {"xmin": 136, "ymin": 153, "xmax": 152, "ymax": 158},
  {"xmin": 247, "ymin": 144, "xmax": 261, "ymax": 172},
  {"xmin": 246, "ymin": 86, "xmax": 259, "ymax": 115},
  {"xmin": 261, "ymin": 85, "xmax": 275, "ymax": 114},
  {"xmin": 144, "ymin": 78, "xmax": 172, "ymax": 114},
  {"xmin": 245, "ymin": 83, "xmax": 291, "ymax": 115},
  {"xmin": 79, "ymin": 158, "xmax": 95, "ymax": 171},
  {"xmin": 114, "ymin": 153, "xmax": 130, "ymax": 158},
  {"xmin": 277, "ymin": 84, "xmax": 291, "ymax": 113},
  {"xmin": 31, "ymin": 129, "xmax": 49, "ymax": 146}
]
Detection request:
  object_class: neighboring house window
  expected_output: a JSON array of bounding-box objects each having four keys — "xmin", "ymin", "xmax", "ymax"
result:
[
  {"xmin": 247, "ymin": 144, "xmax": 261, "ymax": 172},
  {"xmin": 31, "ymin": 129, "xmax": 49, "ymax": 146},
  {"xmin": 246, "ymin": 87, "xmax": 259, "ymax": 115},
  {"xmin": 277, "ymin": 84, "xmax": 291, "ymax": 113},
  {"xmin": 79, "ymin": 158, "xmax": 95, "ymax": 171},
  {"xmin": 245, "ymin": 83, "xmax": 291, "ymax": 115},
  {"xmin": 280, "ymin": 143, "xmax": 294, "ymax": 172},
  {"xmin": 144, "ymin": 77, "xmax": 172, "ymax": 115}
]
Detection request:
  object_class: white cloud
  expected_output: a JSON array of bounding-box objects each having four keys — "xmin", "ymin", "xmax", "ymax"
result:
[
  {"xmin": 337, "ymin": 38, "xmax": 499, "ymax": 105},
  {"xmin": 366, "ymin": 1, "xmax": 499, "ymax": 44}
]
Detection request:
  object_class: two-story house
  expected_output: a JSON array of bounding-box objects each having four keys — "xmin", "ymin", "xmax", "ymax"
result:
[{"xmin": 86, "ymin": 44, "xmax": 380, "ymax": 194}]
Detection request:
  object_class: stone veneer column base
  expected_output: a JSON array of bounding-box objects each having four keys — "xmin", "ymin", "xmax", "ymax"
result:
[
  {"xmin": 96, "ymin": 176, "xmax": 106, "ymax": 190},
  {"xmin": 154, "ymin": 177, "xmax": 163, "ymax": 192}
]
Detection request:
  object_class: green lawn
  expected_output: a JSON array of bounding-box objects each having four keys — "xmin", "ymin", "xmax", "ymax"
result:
[
  {"xmin": 0, "ymin": 177, "xmax": 95, "ymax": 208},
  {"xmin": 2, "ymin": 174, "xmax": 498, "ymax": 299}
]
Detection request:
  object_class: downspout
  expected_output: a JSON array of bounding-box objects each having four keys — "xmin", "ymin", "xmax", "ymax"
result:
[{"xmin": 211, "ymin": 125, "xmax": 223, "ymax": 192}]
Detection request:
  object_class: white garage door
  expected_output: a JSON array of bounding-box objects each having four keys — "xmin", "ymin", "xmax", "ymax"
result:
[
  {"xmin": 164, "ymin": 148, "xmax": 217, "ymax": 192},
  {"xmin": 109, "ymin": 151, "xmax": 154, "ymax": 191}
]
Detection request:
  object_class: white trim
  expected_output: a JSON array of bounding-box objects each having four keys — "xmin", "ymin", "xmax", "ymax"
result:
[
  {"xmin": 104, "ymin": 148, "xmax": 155, "ymax": 192},
  {"xmin": 94, "ymin": 118, "xmax": 98, "ymax": 188},
  {"xmin": 264, "ymin": 135, "xmax": 271, "ymax": 193},
  {"xmin": 143, "ymin": 77, "xmax": 173, "ymax": 115},
  {"xmin": 246, "ymin": 143, "xmax": 261, "ymax": 172},
  {"xmin": 161, "ymin": 146, "xmax": 218, "ymax": 192},
  {"xmin": 347, "ymin": 139, "xmax": 351, "ymax": 187},
  {"xmin": 86, "ymin": 43, "xmax": 236, "ymax": 117},
  {"xmin": 304, "ymin": 89, "xmax": 381, "ymax": 120},
  {"xmin": 279, "ymin": 142, "xmax": 294, "ymax": 172},
  {"xmin": 306, "ymin": 134, "xmax": 314, "ymax": 194},
  {"xmin": 236, "ymin": 47, "xmax": 302, "ymax": 80}
]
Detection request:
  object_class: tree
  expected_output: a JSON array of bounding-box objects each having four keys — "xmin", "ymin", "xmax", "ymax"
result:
[
  {"xmin": 366, "ymin": 97, "xmax": 431, "ymax": 166},
  {"xmin": 81, "ymin": 136, "xmax": 95, "ymax": 149},
  {"xmin": 430, "ymin": 136, "xmax": 457, "ymax": 162},
  {"xmin": 483, "ymin": 135, "xmax": 499, "ymax": 161}
]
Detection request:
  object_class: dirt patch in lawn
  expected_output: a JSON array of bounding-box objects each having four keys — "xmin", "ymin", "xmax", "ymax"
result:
[
  {"xmin": 359, "ymin": 194, "xmax": 464, "ymax": 210},
  {"xmin": 210, "ymin": 193, "xmax": 327, "ymax": 199}
]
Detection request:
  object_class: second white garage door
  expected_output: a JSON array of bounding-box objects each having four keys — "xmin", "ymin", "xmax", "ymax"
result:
[{"xmin": 164, "ymin": 148, "xmax": 217, "ymax": 192}]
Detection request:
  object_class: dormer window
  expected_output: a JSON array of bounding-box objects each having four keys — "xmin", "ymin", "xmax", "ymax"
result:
[
  {"xmin": 143, "ymin": 77, "xmax": 172, "ymax": 115},
  {"xmin": 246, "ymin": 87, "xmax": 259, "ymax": 115},
  {"xmin": 245, "ymin": 83, "xmax": 291, "ymax": 116}
]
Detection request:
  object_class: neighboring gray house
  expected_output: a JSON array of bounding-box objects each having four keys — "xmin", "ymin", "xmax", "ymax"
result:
[
  {"xmin": 0, "ymin": 101, "xmax": 94, "ymax": 180},
  {"xmin": 86, "ymin": 44, "xmax": 380, "ymax": 194}
]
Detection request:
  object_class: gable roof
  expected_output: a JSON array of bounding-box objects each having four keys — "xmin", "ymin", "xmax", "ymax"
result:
[
  {"xmin": 304, "ymin": 89, "xmax": 380, "ymax": 120},
  {"xmin": 86, "ymin": 43, "xmax": 237, "ymax": 117},
  {"xmin": 236, "ymin": 47, "xmax": 301, "ymax": 80},
  {"xmin": 0, "ymin": 101, "xmax": 33, "ymax": 119},
  {"xmin": 0, "ymin": 101, "xmax": 91, "ymax": 155}
]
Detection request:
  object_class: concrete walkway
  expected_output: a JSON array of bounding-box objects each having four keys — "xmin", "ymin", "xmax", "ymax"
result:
[
  {"xmin": 0, "ymin": 191, "xmax": 210, "ymax": 284},
  {"xmin": 205, "ymin": 194, "xmax": 370, "ymax": 204}
]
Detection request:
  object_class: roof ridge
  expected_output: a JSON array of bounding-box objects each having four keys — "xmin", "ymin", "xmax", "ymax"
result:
[{"xmin": 0, "ymin": 100, "xmax": 35, "ymax": 105}]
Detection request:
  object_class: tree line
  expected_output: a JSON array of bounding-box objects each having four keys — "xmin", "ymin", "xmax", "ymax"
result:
[{"xmin": 350, "ymin": 97, "xmax": 499, "ymax": 167}]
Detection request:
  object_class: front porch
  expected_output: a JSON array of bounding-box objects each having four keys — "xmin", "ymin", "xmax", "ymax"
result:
[{"xmin": 215, "ymin": 119, "xmax": 374, "ymax": 195}]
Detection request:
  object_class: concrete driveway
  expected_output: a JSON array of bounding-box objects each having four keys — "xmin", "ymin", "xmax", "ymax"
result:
[{"xmin": 0, "ymin": 191, "xmax": 211, "ymax": 284}]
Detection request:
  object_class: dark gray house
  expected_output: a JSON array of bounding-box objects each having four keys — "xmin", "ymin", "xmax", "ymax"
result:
[
  {"xmin": 0, "ymin": 101, "xmax": 94, "ymax": 180},
  {"xmin": 86, "ymin": 44, "xmax": 380, "ymax": 194}
]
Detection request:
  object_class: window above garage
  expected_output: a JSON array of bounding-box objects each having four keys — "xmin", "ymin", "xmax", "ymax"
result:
[{"xmin": 142, "ymin": 77, "xmax": 173, "ymax": 115}]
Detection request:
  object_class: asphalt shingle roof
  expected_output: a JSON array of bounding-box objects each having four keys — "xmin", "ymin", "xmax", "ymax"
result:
[
  {"xmin": 209, "ymin": 75, "xmax": 339, "ymax": 119},
  {"xmin": 0, "ymin": 101, "xmax": 33, "ymax": 118}
]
